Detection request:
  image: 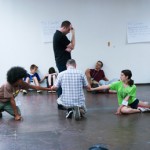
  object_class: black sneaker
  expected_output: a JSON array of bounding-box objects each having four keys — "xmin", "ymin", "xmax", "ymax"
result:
[
  {"xmin": 74, "ymin": 106, "xmax": 81, "ymax": 121},
  {"xmin": 66, "ymin": 110, "xmax": 73, "ymax": 119},
  {"xmin": 0, "ymin": 112, "xmax": 2, "ymax": 118},
  {"xmin": 91, "ymin": 83, "xmax": 99, "ymax": 94},
  {"xmin": 57, "ymin": 104, "xmax": 67, "ymax": 110}
]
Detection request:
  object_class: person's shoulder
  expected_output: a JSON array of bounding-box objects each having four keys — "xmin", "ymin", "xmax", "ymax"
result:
[
  {"xmin": 75, "ymin": 69, "xmax": 85, "ymax": 75},
  {"xmin": 111, "ymin": 80, "xmax": 122, "ymax": 86},
  {"xmin": 58, "ymin": 70, "xmax": 66, "ymax": 76},
  {"xmin": 100, "ymin": 69, "xmax": 104, "ymax": 73},
  {"xmin": 132, "ymin": 84, "xmax": 136, "ymax": 89},
  {"xmin": 54, "ymin": 30, "xmax": 63, "ymax": 36},
  {"xmin": 34, "ymin": 72, "xmax": 39, "ymax": 75},
  {"xmin": 3, "ymin": 82, "xmax": 13, "ymax": 90},
  {"xmin": 90, "ymin": 69, "xmax": 94, "ymax": 71}
]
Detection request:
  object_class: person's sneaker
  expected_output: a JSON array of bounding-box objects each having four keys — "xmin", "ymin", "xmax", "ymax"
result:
[
  {"xmin": 74, "ymin": 106, "xmax": 81, "ymax": 121},
  {"xmin": 138, "ymin": 107, "xmax": 150, "ymax": 112},
  {"xmin": 91, "ymin": 83, "xmax": 99, "ymax": 94},
  {"xmin": 22, "ymin": 90, "xmax": 27, "ymax": 94},
  {"xmin": 80, "ymin": 108, "xmax": 86, "ymax": 118},
  {"xmin": 0, "ymin": 112, "xmax": 2, "ymax": 118},
  {"xmin": 51, "ymin": 90, "xmax": 56, "ymax": 93},
  {"xmin": 57, "ymin": 104, "xmax": 66, "ymax": 110},
  {"xmin": 66, "ymin": 110, "xmax": 73, "ymax": 119},
  {"xmin": 37, "ymin": 90, "xmax": 42, "ymax": 93}
]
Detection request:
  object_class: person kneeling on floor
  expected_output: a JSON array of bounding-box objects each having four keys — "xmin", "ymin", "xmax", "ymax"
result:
[{"xmin": 51, "ymin": 59, "xmax": 90, "ymax": 120}]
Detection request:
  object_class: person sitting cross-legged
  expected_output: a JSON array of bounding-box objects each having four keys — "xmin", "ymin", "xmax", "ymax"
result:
[{"xmin": 23, "ymin": 64, "xmax": 47, "ymax": 94}]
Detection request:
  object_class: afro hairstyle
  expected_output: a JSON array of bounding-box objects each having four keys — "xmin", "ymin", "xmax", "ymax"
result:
[{"xmin": 7, "ymin": 66, "xmax": 27, "ymax": 85}]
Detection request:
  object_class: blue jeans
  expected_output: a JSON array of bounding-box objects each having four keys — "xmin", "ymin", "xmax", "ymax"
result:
[{"xmin": 99, "ymin": 78, "xmax": 118, "ymax": 85}]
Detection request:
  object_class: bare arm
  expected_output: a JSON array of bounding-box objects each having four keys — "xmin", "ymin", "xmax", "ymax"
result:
[
  {"xmin": 85, "ymin": 85, "xmax": 91, "ymax": 91},
  {"xmin": 51, "ymin": 85, "xmax": 58, "ymax": 91},
  {"xmin": 39, "ymin": 75, "xmax": 48, "ymax": 83},
  {"xmin": 115, "ymin": 96, "xmax": 130, "ymax": 115},
  {"xmin": 29, "ymin": 84, "xmax": 51, "ymax": 91},
  {"xmin": 10, "ymin": 97, "xmax": 21, "ymax": 121},
  {"xmin": 85, "ymin": 69, "xmax": 92, "ymax": 86},
  {"xmin": 65, "ymin": 28, "xmax": 75, "ymax": 52},
  {"xmin": 90, "ymin": 85, "xmax": 110, "ymax": 91},
  {"xmin": 103, "ymin": 77, "xmax": 109, "ymax": 81}
]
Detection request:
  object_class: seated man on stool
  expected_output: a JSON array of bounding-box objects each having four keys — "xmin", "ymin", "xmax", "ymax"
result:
[
  {"xmin": 85, "ymin": 60, "xmax": 118, "ymax": 93},
  {"xmin": 51, "ymin": 59, "xmax": 90, "ymax": 121}
]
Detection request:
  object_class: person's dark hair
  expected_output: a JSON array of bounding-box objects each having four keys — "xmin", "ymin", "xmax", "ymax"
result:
[
  {"xmin": 30, "ymin": 64, "xmax": 38, "ymax": 70},
  {"xmin": 61, "ymin": 20, "xmax": 71, "ymax": 28},
  {"xmin": 66, "ymin": 59, "xmax": 76, "ymax": 66},
  {"xmin": 48, "ymin": 67, "xmax": 56, "ymax": 74},
  {"xmin": 7, "ymin": 66, "xmax": 27, "ymax": 84},
  {"xmin": 97, "ymin": 60, "xmax": 103, "ymax": 67},
  {"xmin": 121, "ymin": 69, "xmax": 134, "ymax": 86}
]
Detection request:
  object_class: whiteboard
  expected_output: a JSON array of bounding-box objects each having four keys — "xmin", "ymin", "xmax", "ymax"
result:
[
  {"xmin": 40, "ymin": 20, "xmax": 61, "ymax": 43},
  {"xmin": 127, "ymin": 22, "xmax": 150, "ymax": 43}
]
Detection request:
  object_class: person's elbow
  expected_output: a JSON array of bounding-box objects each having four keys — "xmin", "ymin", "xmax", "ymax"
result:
[{"xmin": 67, "ymin": 43, "xmax": 74, "ymax": 50}]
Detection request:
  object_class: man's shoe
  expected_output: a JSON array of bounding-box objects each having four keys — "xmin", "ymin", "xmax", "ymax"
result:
[
  {"xmin": 66, "ymin": 110, "xmax": 73, "ymax": 119},
  {"xmin": 0, "ymin": 112, "xmax": 2, "ymax": 118},
  {"xmin": 74, "ymin": 106, "xmax": 81, "ymax": 121},
  {"xmin": 37, "ymin": 90, "xmax": 42, "ymax": 93},
  {"xmin": 23, "ymin": 90, "xmax": 27, "ymax": 94}
]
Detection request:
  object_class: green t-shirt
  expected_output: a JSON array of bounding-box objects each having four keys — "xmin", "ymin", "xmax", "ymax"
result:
[{"xmin": 109, "ymin": 81, "xmax": 136, "ymax": 105}]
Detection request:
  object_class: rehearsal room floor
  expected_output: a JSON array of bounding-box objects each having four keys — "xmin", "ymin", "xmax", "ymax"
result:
[{"xmin": 0, "ymin": 85, "xmax": 150, "ymax": 150}]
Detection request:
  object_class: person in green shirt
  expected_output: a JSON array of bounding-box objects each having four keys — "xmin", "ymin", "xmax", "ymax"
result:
[{"xmin": 90, "ymin": 69, "xmax": 150, "ymax": 115}]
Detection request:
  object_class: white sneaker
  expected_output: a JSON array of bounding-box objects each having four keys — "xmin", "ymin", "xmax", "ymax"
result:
[
  {"xmin": 51, "ymin": 90, "xmax": 56, "ymax": 93},
  {"xmin": 37, "ymin": 90, "xmax": 42, "ymax": 93},
  {"xmin": 138, "ymin": 107, "xmax": 150, "ymax": 112},
  {"xmin": 23, "ymin": 90, "xmax": 27, "ymax": 94}
]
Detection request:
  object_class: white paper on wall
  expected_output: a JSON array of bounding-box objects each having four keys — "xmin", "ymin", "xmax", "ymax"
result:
[{"xmin": 127, "ymin": 22, "xmax": 150, "ymax": 43}]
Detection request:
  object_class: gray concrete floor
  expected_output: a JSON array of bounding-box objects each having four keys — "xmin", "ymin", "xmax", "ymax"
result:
[{"xmin": 0, "ymin": 85, "xmax": 150, "ymax": 150}]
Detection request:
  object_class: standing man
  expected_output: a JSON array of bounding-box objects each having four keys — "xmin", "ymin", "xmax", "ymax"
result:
[
  {"xmin": 53, "ymin": 20, "xmax": 75, "ymax": 100},
  {"xmin": 53, "ymin": 20, "xmax": 75, "ymax": 72}
]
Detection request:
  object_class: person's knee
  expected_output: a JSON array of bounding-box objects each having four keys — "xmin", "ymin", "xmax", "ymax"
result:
[
  {"xmin": 33, "ymin": 77, "xmax": 38, "ymax": 81},
  {"xmin": 121, "ymin": 108, "xmax": 132, "ymax": 114},
  {"xmin": 99, "ymin": 80, "xmax": 105, "ymax": 85}
]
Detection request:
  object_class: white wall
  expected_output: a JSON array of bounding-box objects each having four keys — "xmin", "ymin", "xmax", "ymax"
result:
[{"xmin": 0, "ymin": 0, "xmax": 150, "ymax": 85}]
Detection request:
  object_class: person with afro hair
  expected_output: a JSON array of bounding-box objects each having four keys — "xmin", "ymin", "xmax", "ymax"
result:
[{"xmin": 0, "ymin": 66, "xmax": 51, "ymax": 121}]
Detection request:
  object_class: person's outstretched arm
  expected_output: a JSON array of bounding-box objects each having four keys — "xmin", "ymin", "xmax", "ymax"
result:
[
  {"xmin": 90, "ymin": 85, "xmax": 110, "ymax": 91},
  {"xmin": 29, "ymin": 84, "xmax": 51, "ymax": 91}
]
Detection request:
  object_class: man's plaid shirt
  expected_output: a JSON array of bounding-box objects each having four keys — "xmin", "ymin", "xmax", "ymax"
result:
[{"xmin": 54, "ymin": 67, "xmax": 88, "ymax": 107}]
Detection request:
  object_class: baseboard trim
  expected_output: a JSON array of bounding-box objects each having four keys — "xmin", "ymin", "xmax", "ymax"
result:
[{"xmin": 135, "ymin": 83, "xmax": 150, "ymax": 86}]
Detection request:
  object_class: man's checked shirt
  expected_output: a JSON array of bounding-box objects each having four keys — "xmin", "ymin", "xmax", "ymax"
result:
[{"xmin": 54, "ymin": 67, "xmax": 88, "ymax": 107}]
